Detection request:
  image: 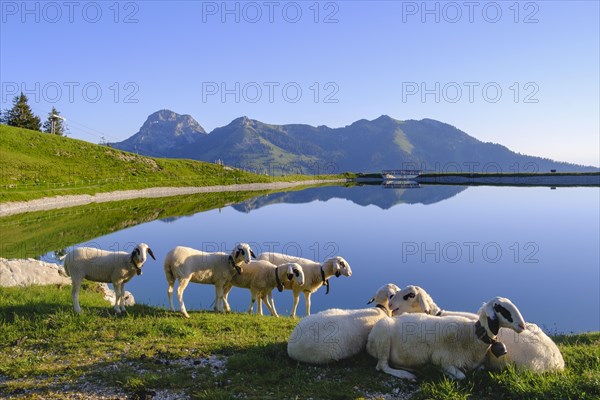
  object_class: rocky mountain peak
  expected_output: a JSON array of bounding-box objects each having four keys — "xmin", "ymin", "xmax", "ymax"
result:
[{"xmin": 140, "ymin": 109, "xmax": 206, "ymax": 137}]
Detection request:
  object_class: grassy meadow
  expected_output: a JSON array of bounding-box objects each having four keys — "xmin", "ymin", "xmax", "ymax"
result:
[{"xmin": 0, "ymin": 285, "xmax": 598, "ymax": 400}]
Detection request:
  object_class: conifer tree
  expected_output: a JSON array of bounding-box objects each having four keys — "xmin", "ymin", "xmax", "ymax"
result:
[{"xmin": 2, "ymin": 93, "xmax": 41, "ymax": 131}]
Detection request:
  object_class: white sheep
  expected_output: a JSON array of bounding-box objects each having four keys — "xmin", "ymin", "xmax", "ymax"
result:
[
  {"xmin": 222, "ymin": 261, "xmax": 305, "ymax": 317},
  {"xmin": 389, "ymin": 285, "xmax": 564, "ymax": 373},
  {"xmin": 257, "ymin": 252, "xmax": 352, "ymax": 318},
  {"xmin": 367, "ymin": 296, "xmax": 527, "ymax": 380},
  {"xmin": 164, "ymin": 243, "xmax": 254, "ymax": 317},
  {"xmin": 287, "ymin": 283, "xmax": 400, "ymax": 364},
  {"xmin": 64, "ymin": 243, "xmax": 155, "ymax": 314}
]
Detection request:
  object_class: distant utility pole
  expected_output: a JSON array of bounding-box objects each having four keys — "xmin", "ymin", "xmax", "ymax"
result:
[{"xmin": 49, "ymin": 114, "xmax": 66, "ymax": 135}]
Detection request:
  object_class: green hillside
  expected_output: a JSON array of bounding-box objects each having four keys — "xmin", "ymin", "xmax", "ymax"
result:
[{"xmin": 0, "ymin": 125, "xmax": 333, "ymax": 202}]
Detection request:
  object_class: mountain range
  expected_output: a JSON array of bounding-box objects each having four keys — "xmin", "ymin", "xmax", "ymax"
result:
[{"xmin": 111, "ymin": 110, "xmax": 596, "ymax": 174}]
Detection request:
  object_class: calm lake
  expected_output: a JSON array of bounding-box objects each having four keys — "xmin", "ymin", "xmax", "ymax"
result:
[{"xmin": 32, "ymin": 184, "xmax": 599, "ymax": 333}]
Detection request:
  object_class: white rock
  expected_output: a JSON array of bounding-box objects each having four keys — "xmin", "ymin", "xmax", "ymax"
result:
[{"xmin": 0, "ymin": 258, "xmax": 134, "ymax": 306}]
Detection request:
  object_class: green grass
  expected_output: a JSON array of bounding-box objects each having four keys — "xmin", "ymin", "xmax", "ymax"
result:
[
  {"xmin": 0, "ymin": 125, "xmax": 345, "ymax": 202},
  {"xmin": 0, "ymin": 285, "xmax": 598, "ymax": 399}
]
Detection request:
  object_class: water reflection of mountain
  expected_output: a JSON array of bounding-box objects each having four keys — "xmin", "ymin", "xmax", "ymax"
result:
[{"xmin": 232, "ymin": 185, "xmax": 467, "ymax": 213}]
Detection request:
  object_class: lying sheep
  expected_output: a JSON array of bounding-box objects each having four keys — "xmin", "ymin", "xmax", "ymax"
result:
[
  {"xmin": 390, "ymin": 285, "xmax": 564, "ymax": 373},
  {"xmin": 64, "ymin": 243, "xmax": 155, "ymax": 314},
  {"xmin": 367, "ymin": 296, "xmax": 527, "ymax": 380},
  {"xmin": 257, "ymin": 252, "xmax": 352, "ymax": 318},
  {"xmin": 164, "ymin": 243, "xmax": 254, "ymax": 317},
  {"xmin": 287, "ymin": 283, "xmax": 400, "ymax": 364},
  {"xmin": 223, "ymin": 261, "xmax": 305, "ymax": 317}
]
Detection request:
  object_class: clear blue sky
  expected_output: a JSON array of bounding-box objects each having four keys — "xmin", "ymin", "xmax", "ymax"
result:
[{"xmin": 1, "ymin": 1, "xmax": 598, "ymax": 166}]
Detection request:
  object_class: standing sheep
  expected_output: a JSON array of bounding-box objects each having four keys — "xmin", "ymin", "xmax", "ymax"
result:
[
  {"xmin": 64, "ymin": 243, "xmax": 155, "ymax": 314},
  {"xmin": 257, "ymin": 252, "xmax": 352, "ymax": 318},
  {"xmin": 164, "ymin": 243, "xmax": 255, "ymax": 317},
  {"xmin": 223, "ymin": 261, "xmax": 305, "ymax": 317},
  {"xmin": 390, "ymin": 285, "xmax": 564, "ymax": 373},
  {"xmin": 287, "ymin": 283, "xmax": 400, "ymax": 364},
  {"xmin": 367, "ymin": 296, "xmax": 527, "ymax": 380}
]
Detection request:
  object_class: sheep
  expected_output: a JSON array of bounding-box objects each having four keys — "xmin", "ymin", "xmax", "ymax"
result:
[
  {"xmin": 257, "ymin": 252, "xmax": 352, "ymax": 318},
  {"xmin": 287, "ymin": 283, "xmax": 400, "ymax": 364},
  {"xmin": 164, "ymin": 243, "xmax": 255, "ymax": 317},
  {"xmin": 390, "ymin": 285, "xmax": 564, "ymax": 373},
  {"xmin": 366, "ymin": 296, "xmax": 527, "ymax": 380},
  {"xmin": 64, "ymin": 243, "xmax": 155, "ymax": 314},
  {"xmin": 222, "ymin": 261, "xmax": 305, "ymax": 317}
]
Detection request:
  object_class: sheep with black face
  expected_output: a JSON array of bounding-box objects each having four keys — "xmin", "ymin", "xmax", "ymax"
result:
[
  {"xmin": 390, "ymin": 285, "xmax": 564, "ymax": 373},
  {"xmin": 367, "ymin": 296, "xmax": 527, "ymax": 380},
  {"xmin": 164, "ymin": 243, "xmax": 255, "ymax": 317},
  {"xmin": 257, "ymin": 252, "xmax": 352, "ymax": 318},
  {"xmin": 223, "ymin": 261, "xmax": 305, "ymax": 317},
  {"xmin": 64, "ymin": 243, "xmax": 155, "ymax": 314}
]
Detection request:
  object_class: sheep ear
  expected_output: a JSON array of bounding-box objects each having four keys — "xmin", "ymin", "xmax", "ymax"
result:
[
  {"xmin": 417, "ymin": 292, "xmax": 430, "ymax": 314},
  {"xmin": 147, "ymin": 248, "xmax": 156, "ymax": 260},
  {"xmin": 367, "ymin": 297, "xmax": 375, "ymax": 305},
  {"xmin": 250, "ymin": 249, "xmax": 257, "ymax": 259}
]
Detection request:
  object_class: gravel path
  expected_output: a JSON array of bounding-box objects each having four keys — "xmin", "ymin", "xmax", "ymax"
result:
[{"xmin": 0, "ymin": 180, "xmax": 344, "ymax": 217}]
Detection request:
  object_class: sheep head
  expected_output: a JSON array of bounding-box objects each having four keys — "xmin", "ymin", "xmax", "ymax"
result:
[
  {"xmin": 286, "ymin": 262, "xmax": 304, "ymax": 286},
  {"xmin": 481, "ymin": 297, "xmax": 527, "ymax": 336},
  {"xmin": 130, "ymin": 243, "xmax": 155, "ymax": 275},
  {"xmin": 230, "ymin": 243, "xmax": 255, "ymax": 273},
  {"xmin": 367, "ymin": 283, "xmax": 400, "ymax": 305},
  {"xmin": 330, "ymin": 256, "xmax": 352, "ymax": 277},
  {"xmin": 389, "ymin": 285, "xmax": 441, "ymax": 316}
]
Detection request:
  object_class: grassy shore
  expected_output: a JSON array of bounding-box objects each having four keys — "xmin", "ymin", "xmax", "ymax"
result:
[
  {"xmin": 0, "ymin": 125, "xmax": 346, "ymax": 202},
  {"xmin": 0, "ymin": 285, "xmax": 598, "ymax": 399}
]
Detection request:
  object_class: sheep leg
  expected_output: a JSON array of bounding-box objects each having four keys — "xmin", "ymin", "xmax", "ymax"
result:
[
  {"xmin": 216, "ymin": 284, "xmax": 231, "ymax": 312},
  {"xmin": 376, "ymin": 360, "xmax": 417, "ymax": 381},
  {"xmin": 290, "ymin": 291, "xmax": 300, "ymax": 318},
  {"xmin": 214, "ymin": 284, "xmax": 227, "ymax": 313},
  {"xmin": 177, "ymin": 277, "xmax": 191, "ymax": 318},
  {"xmin": 119, "ymin": 284, "xmax": 127, "ymax": 312},
  {"xmin": 71, "ymin": 277, "xmax": 82, "ymax": 314},
  {"xmin": 113, "ymin": 283, "xmax": 123, "ymax": 314},
  {"xmin": 443, "ymin": 365, "xmax": 466, "ymax": 380},
  {"xmin": 262, "ymin": 292, "xmax": 278, "ymax": 318},
  {"xmin": 257, "ymin": 296, "xmax": 263, "ymax": 315},
  {"xmin": 247, "ymin": 290, "xmax": 257, "ymax": 314},
  {"xmin": 167, "ymin": 279, "xmax": 175, "ymax": 312},
  {"xmin": 304, "ymin": 291, "xmax": 312, "ymax": 316},
  {"xmin": 266, "ymin": 292, "xmax": 278, "ymax": 317},
  {"xmin": 222, "ymin": 283, "xmax": 232, "ymax": 310}
]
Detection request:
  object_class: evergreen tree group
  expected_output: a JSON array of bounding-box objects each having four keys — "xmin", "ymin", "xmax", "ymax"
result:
[{"xmin": 1, "ymin": 93, "xmax": 65, "ymax": 135}]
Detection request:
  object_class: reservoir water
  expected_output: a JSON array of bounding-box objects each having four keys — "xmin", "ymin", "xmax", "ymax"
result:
[{"xmin": 21, "ymin": 184, "xmax": 600, "ymax": 333}]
